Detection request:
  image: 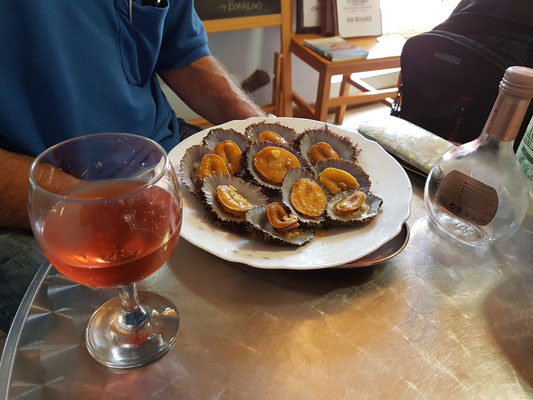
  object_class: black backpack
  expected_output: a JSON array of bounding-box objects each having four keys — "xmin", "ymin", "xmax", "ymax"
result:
[{"xmin": 391, "ymin": 0, "xmax": 533, "ymax": 148}]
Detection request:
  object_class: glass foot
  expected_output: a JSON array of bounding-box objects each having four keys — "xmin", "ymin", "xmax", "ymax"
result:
[{"xmin": 86, "ymin": 291, "xmax": 179, "ymax": 369}]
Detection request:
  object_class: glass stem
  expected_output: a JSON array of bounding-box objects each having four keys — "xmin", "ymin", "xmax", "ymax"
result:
[{"xmin": 118, "ymin": 283, "xmax": 149, "ymax": 330}]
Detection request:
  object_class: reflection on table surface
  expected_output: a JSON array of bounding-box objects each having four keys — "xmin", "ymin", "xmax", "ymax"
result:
[{"xmin": 1, "ymin": 176, "xmax": 533, "ymax": 399}]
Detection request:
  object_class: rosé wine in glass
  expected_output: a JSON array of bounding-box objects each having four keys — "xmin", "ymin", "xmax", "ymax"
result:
[
  {"xmin": 39, "ymin": 181, "xmax": 182, "ymax": 288},
  {"xmin": 28, "ymin": 133, "xmax": 183, "ymax": 369}
]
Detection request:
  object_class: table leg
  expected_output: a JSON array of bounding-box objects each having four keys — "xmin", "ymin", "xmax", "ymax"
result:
[
  {"xmin": 335, "ymin": 74, "xmax": 351, "ymax": 124},
  {"xmin": 272, "ymin": 52, "xmax": 283, "ymax": 116},
  {"xmin": 315, "ymin": 71, "xmax": 332, "ymax": 122},
  {"xmin": 281, "ymin": 47, "xmax": 293, "ymax": 117}
]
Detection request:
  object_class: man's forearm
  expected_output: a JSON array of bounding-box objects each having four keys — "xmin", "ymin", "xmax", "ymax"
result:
[
  {"xmin": 0, "ymin": 149, "xmax": 34, "ymax": 229},
  {"xmin": 158, "ymin": 55, "xmax": 266, "ymax": 125},
  {"xmin": 0, "ymin": 148, "xmax": 81, "ymax": 229}
]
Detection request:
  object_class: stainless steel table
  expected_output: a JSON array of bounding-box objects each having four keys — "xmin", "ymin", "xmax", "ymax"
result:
[{"xmin": 1, "ymin": 175, "xmax": 532, "ymax": 399}]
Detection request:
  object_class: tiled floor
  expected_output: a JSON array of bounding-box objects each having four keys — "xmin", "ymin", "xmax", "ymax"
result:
[{"xmin": 0, "ymin": 102, "xmax": 391, "ymax": 362}]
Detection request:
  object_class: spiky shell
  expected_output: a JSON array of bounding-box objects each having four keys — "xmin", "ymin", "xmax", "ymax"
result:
[
  {"xmin": 179, "ymin": 145, "xmax": 215, "ymax": 196},
  {"xmin": 246, "ymin": 206, "xmax": 314, "ymax": 246},
  {"xmin": 244, "ymin": 121, "xmax": 298, "ymax": 146},
  {"xmin": 325, "ymin": 191, "xmax": 383, "ymax": 226},
  {"xmin": 202, "ymin": 128, "xmax": 251, "ymax": 176},
  {"xmin": 201, "ymin": 173, "xmax": 268, "ymax": 231},
  {"xmin": 202, "ymin": 128, "xmax": 252, "ymax": 153},
  {"xmin": 281, "ymin": 167, "xmax": 328, "ymax": 226},
  {"xmin": 244, "ymin": 141, "xmax": 306, "ymax": 191},
  {"xmin": 295, "ymin": 126, "xmax": 360, "ymax": 166},
  {"xmin": 312, "ymin": 159, "xmax": 371, "ymax": 197}
]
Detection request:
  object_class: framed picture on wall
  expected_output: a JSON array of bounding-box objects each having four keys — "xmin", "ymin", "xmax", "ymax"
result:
[
  {"xmin": 321, "ymin": 0, "xmax": 338, "ymax": 36},
  {"xmin": 335, "ymin": 0, "xmax": 382, "ymax": 38},
  {"xmin": 296, "ymin": 0, "xmax": 321, "ymax": 33}
]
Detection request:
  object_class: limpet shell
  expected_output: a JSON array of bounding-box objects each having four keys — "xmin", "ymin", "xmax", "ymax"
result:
[
  {"xmin": 295, "ymin": 126, "xmax": 360, "ymax": 166},
  {"xmin": 246, "ymin": 206, "xmax": 314, "ymax": 246},
  {"xmin": 325, "ymin": 191, "xmax": 383, "ymax": 225},
  {"xmin": 281, "ymin": 167, "xmax": 328, "ymax": 226},
  {"xmin": 312, "ymin": 159, "xmax": 371, "ymax": 197},
  {"xmin": 179, "ymin": 145, "xmax": 215, "ymax": 196},
  {"xmin": 202, "ymin": 128, "xmax": 252, "ymax": 152},
  {"xmin": 201, "ymin": 174, "xmax": 268, "ymax": 230},
  {"xmin": 245, "ymin": 121, "xmax": 298, "ymax": 146},
  {"xmin": 244, "ymin": 141, "xmax": 305, "ymax": 191},
  {"xmin": 202, "ymin": 128, "xmax": 252, "ymax": 175}
]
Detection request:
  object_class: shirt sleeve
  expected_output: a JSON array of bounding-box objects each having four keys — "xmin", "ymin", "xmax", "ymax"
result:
[{"xmin": 156, "ymin": 0, "xmax": 211, "ymax": 70}]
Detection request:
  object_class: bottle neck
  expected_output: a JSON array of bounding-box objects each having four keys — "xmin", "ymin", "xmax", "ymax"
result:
[
  {"xmin": 482, "ymin": 91, "xmax": 531, "ymax": 142},
  {"xmin": 477, "ymin": 132, "xmax": 515, "ymax": 153}
]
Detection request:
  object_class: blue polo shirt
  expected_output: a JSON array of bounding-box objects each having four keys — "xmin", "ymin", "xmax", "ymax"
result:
[{"xmin": 0, "ymin": 0, "xmax": 211, "ymax": 156}]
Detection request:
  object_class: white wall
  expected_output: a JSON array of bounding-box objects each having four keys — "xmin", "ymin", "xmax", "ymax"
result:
[{"xmin": 162, "ymin": 27, "xmax": 285, "ymax": 120}]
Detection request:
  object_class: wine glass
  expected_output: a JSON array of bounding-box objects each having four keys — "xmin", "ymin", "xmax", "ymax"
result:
[{"xmin": 28, "ymin": 133, "xmax": 183, "ymax": 369}]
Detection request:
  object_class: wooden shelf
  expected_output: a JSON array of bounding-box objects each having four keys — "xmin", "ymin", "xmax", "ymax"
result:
[{"xmin": 203, "ymin": 14, "xmax": 283, "ymax": 33}]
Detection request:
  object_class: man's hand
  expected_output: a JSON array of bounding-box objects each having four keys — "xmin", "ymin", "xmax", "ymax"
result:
[{"xmin": 158, "ymin": 55, "xmax": 267, "ymax": 125}]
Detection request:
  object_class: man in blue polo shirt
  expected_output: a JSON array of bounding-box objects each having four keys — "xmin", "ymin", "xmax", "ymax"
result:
[{"xmin": 0, "ymin": 0, "xmax": 266, "ymax": 331}]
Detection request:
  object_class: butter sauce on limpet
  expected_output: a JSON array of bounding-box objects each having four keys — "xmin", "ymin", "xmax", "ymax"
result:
[
  {"xmin": 246, "ymin": 203, "xmax": 315, "ymax": 246},
  {"xmin": 295, "ymin": 125, "xmax": 360, "ymax": 167},
  {"xmin": 312, "ymin": 158, "xmax": 371, "ymax": 197},
  {"xmin": 244, "ymin": 141, "xmax": 305, "ymax": 191},
  {"xmin": 201, "ymin": 173, "xmax": 268, "ymax": 231},
  {"xmin": 202, "ymin": 128, "xmax": 252, "ymax": 177},
  {"xmin": 245, "ymin": 121, "xmax": 298, "ymax": 146},
  {"xmin": 281, "ymin": 167, "xmax": 328, "ymax": 226}
]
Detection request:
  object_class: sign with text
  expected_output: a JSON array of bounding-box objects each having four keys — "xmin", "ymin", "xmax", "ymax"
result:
[
  {"xmin": 303, "ymin": 0, "xmax": 320, "ymax": 27},
  {"xmin": 335, "ymin": 0, "xmax": 382, "ymax": 38},
  {"xmin": 296, "ymin": 0, "xmax": 321, "ymax": 33},
  {"xmin": 195, "ymin": 0, "xmax": 281, "ymax": 20}
]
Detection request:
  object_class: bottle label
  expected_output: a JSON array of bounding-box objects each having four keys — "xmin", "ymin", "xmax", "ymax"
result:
[
  {"xmin": 517, "ymin": 117, "xmax": 533, "ymax": 181},
  {"xmin": 437, "ymin": 170, "xmax": 498, "ymax": 226}
]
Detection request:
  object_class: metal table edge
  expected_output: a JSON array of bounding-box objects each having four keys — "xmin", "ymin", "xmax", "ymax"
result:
[{"xmin": 0, "ymin": 260, "xmax": 53, "ymax": 399}]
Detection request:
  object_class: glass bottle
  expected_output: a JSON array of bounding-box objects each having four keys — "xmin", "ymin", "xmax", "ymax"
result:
[{"xmin": 424, "ymin": 66, "xmax": 533, "ymax": 245}]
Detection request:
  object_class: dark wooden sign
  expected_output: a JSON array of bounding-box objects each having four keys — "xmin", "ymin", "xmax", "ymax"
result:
[{"xmin": 195, "ymin": 0, "xmax": 281, "ymax": 21}]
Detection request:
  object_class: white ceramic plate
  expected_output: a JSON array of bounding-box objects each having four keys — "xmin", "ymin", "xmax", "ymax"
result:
[{"xmin": 168, "ymin": 117, "xmax": 412, "ymax": 270}]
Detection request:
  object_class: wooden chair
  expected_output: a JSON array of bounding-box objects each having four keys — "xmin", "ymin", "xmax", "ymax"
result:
[{"xmin": 282, "ymin": 32, "xmax": 405, "ymax": 123}]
